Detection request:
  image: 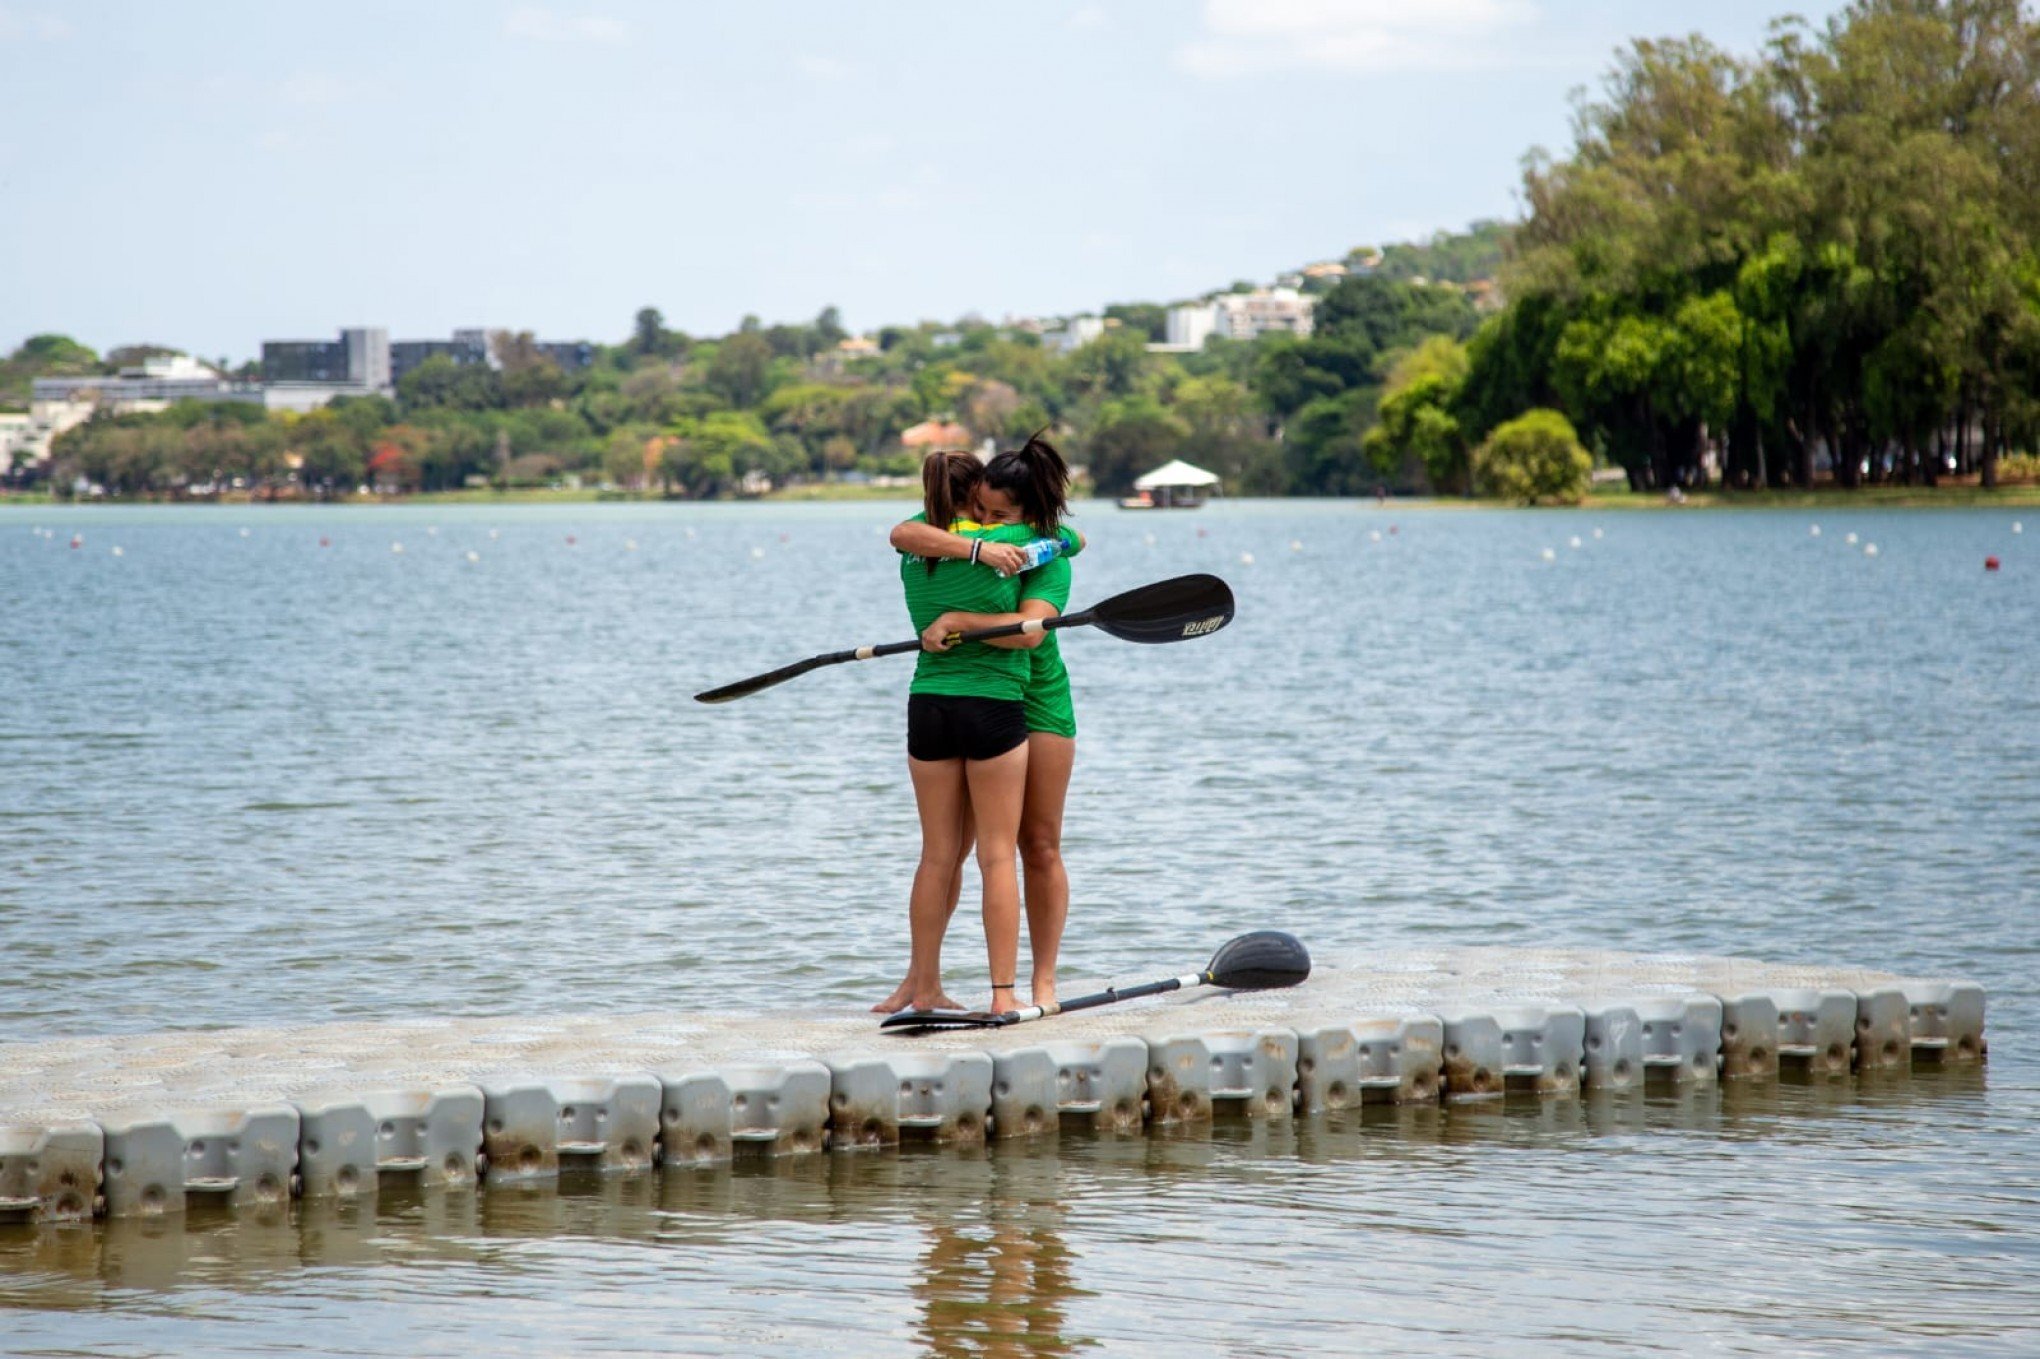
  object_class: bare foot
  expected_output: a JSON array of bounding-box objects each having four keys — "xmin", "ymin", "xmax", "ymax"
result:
[
  {"xmin": 1030, "ymin": 977, "xmax": 1057, "ymax": 1010},
  {"xmin": 989, "ymin": 985, "xmax": 1024, "ymax": 1016},
  {"xmin": 875, "ymin": 982, "xmax": 963, "ymax": 1014}
]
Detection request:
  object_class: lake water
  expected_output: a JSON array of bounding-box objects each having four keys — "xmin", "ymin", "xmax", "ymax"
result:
[{"xmin": 2, "ymin": 500, "xmax": 2036, "ymax": 1356}]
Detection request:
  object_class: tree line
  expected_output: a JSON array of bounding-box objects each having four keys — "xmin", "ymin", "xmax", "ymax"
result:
[
  {"xmin": 1372, "ymin": 0, "xmax": 2040, "ymax": 495},
  {"xmin": 28, "ymin": 275, "xmax": 1487, "ymax": 499}
]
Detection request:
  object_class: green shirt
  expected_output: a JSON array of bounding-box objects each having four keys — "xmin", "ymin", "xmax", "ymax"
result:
[
  {"xmin": 1019, "ymin": 542, "xmax": 1079, "ymax": 737},
  {"xmin": 897, "ymin": 518, "xmax": 1082, "ymax": 704}
]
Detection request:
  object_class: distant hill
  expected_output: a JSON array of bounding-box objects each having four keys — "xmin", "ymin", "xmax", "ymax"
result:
[
  {"xmin": 0, "ymin": 334, "xmax": 101, "ymax": 407},
  {"xmin": 1351, "ymin": 220, "xmax": 1511, "ymax": 285}
]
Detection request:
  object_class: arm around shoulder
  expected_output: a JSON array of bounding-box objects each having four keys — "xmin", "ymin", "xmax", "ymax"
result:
[{"xmin": 891, "ymin": 520, "xmax": 967, "ymax": 557}]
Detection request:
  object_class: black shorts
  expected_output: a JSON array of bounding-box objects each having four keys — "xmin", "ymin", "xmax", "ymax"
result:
[{"xmin": 907, "ymin": 694, "xmax": 1028, "ymax": 763}]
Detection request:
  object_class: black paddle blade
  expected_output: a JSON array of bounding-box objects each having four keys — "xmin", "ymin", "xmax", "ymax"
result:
[
  {"xmin": 879, "ymin": 1008, "xmax": 1014, "ymax": 1033},
  {"xmin": 1205, "ymin": 930, "xmax": 1312, "ymax": 990},
  {"xmin": 694, "ymin": 654, "xmax": 837, "ymax": 704},
  {"xmin": 1087, "ymin": 573, "xmax": 1235, "ymax": 644}
]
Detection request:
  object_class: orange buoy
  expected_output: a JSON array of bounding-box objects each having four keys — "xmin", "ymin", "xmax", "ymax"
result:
[
  {"xmin": 1985, "ymin": 556, "xmax": 2001, "ymax": 571},
  {"xmin": 566, "ymin": 535, "xmax": 577, "ymax": 546},
  {"xmin": 319, "ymin": 536, "xmax": 331, "ymax": 548},
  {"xmin": 69, "ymin": 535, "xmax": 81, "ymax": 548}
]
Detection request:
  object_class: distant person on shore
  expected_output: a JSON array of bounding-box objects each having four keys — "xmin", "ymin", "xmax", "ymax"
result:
[{"xmin": 877, "ymin": 436, "xmax": 1081, "ymax": 1014}]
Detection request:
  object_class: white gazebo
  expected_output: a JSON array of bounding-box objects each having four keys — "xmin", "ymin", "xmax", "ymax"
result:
[{"xmin": 1123, "ymin": 458, "xmax": 1221, "ymax": 509}]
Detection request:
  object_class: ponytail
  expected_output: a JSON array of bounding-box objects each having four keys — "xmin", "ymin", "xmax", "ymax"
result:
[
  {"xmin": 982, "ymin": 428, "xmax": 1069, "ymax": 537},
  {"xmin": 919, "ymin": 450, "xmax": 982, "ymax": 575}
]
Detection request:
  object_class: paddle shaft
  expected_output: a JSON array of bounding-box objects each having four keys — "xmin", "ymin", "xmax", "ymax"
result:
[
  {"xmin": 851, "ymin": 609, "xmax": 1096, "ymax": 662},
  {"xmin": 697, "ymin": 573, "xmax": 1231, "ymax": 704},
  {"xmin": 996, "ymin": 970, "xmax": 1209, "ymax": 1026}
]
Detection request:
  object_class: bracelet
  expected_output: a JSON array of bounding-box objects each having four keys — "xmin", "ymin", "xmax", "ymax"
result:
[{"xmin": 969, "ymin": 539, "xmax": 981, "ymax": 565}]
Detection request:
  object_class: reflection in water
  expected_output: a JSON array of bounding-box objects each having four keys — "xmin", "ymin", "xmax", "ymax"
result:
[
  {"xmin": 0, "ymin": 1069, "xmax": 1991, "ymax": 1335},
  {"xmin": 907, "ymin": 1152, "xmax": 1088, "ymax": 1359}
]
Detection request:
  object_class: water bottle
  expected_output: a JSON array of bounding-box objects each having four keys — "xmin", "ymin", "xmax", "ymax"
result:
[{"xmin": 995, "ymin": 537, "xmax": 1063, "ymax": 577}]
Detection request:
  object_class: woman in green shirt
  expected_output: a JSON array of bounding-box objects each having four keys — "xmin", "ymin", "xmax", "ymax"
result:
[
  {"xmin": 879, "ymin": 435, "xmax": 1079, "ymax": 1015},
  {"xmin": 883, "ymin": 449, "xmax": 1044, "ymax": 1017}
]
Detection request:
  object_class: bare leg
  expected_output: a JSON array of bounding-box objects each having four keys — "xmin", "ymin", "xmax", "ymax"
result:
[
  {"xmin": 1018, "ymin": 733, "xmax": 1075, "ymax": 1008},
  {"xmin": 875, "ymin": 790, "xmax": 973, "ymax": 1012},
  {"xmin": 879, "ymin": 756, "xmax": 969, "ymax": 1013},
  {"xmin": 947, "ymin": 787, "xmax": 975, "ymax": 944},
  {"xmin": 965, "ymin": 742, "xmax": 1029, "ymax": 1013}
]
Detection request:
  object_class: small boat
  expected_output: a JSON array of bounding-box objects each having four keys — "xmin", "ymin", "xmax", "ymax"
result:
[{"xmin": 1120, "ymin": 459, "xmax": 1220, "ymax": 510}]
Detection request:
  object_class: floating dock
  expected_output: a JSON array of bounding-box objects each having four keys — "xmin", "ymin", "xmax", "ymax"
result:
[{"xmin": 0, "ymin": 947, "xmax": 1985, "ymax": 1225}]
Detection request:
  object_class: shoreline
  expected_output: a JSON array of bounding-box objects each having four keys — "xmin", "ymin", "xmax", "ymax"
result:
[{"xmin": 4, "ymin": 483, "xmax": 2038, "ymax": 510}]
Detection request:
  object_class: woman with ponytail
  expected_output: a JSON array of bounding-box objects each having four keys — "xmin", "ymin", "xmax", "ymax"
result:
[
  {"xmin": 880, "ymin": 433, "xmax": 1083, "ymax": 1014},
  {"xmin": 882, "ymin": 449, "xmax": 1054, "ymax": 1016}
]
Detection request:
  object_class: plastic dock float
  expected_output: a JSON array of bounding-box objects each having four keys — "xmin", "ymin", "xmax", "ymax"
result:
[{"xmin": 0, "ymin": 946, "xmax": 1986, "ymax": 1226}]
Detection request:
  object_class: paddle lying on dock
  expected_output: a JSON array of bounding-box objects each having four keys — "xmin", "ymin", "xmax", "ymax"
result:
[
  {"xmin": 694, "ymin": 572, "xmax": 1235, "ymax": 705},
  {"xmin": 879, "ymin": 930, "xmax": 1312, "ymax": 1033}
]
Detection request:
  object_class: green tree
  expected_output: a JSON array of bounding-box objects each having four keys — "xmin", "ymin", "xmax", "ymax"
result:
[
  {"xmin": 1104, "ymin": 302, "xmax": 1167, "ymax": 342},
  {"xmin": 704, "ymin": 331, "xmax": 775, "ymax": 408},
  {"xmin": 1366, "ymin": 337, "xmax": 1472, "ymax": 492},
  {"xmin": 2, "ymin": 333, "xmax": 100, "ymax": 404},
  {"xmin": 1475, "ymin": 408, "xmax": 1592, "ymax": 503},
  {"xmin": 629, "ymin": 306, "xmax": 688, "ymax": 360},
  {"xmin": 1082, "ymin": 396, "xmax": 1188, "ymax": 492}
]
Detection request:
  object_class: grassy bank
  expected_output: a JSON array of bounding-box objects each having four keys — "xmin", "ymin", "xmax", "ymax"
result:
[
  {"xmin": 764, "ymin": 482, "xmax": 919, "ymax": 502},
  {"xmin": 1584, "ymin": 483, "xmax": 2040, "ymax": 510}
]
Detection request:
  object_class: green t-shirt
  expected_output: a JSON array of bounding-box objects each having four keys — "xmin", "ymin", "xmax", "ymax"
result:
[
  {"xmin": 1019, "ymin": 545, "xmax": 1079, "ymax": 737},
  {"xmin": 897, "ymin": 518, "xmax": 1082, "ymax": 703}
]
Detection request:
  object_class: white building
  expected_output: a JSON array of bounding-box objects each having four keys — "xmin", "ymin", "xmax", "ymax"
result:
[
  {"xmin": 1044, "ymin": 316, "xmax": 1106, "ymax": 353},
  {"xmin": 1147, "ymin": 303, "xmax": 1219, "ymax": 354},
  {"xmin": 1168, "ymin": 304, "xmax": 1217, "ymax": 349},
  {"xmin": 1145, "ymin": 289, "xmax": 1317, "ymax": 353},
  {"xmin": 1214, "ymin": 287, "xmax": 1314, "ymax": 340},
  {"xmin": 0, "ymin": 412, "xmax": 33, "ymax": 473},
  {"xmin": 21, "ymin": 355, "xmax": 269, "ymax": 467}
]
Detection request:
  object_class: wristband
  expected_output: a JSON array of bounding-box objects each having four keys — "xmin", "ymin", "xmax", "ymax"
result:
[{"xmin": 969, "ymin": 539, "xmax": 981, "ymax": 565}]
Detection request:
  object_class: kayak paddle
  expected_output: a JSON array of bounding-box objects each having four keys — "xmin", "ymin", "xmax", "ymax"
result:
[
  {"xmin": 695, "ymin": 573, "xmax": 1235, "ymax": 705},
  {"xmin": 878, "ymin": 930, "xmax": 1311, "ymax": 1033}
]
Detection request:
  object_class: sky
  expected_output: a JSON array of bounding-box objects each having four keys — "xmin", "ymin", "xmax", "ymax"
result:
[{"xmin": 0, "ymin": 0, "xmax": 1833, "ymax": 362}]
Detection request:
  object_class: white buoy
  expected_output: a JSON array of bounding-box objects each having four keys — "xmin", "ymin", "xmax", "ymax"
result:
[
  {"xmin": 1845, "ymin": 532, "xmax": 1858, "ymax": 545},
  {"xmin": 392, "ymin": 542, "xmax": 404, "ymax": 554},
  {"xmin": 1864, "ymin": 543, "xmax": 1879, "ymax": 556},
  {"xmin": 1592, "ymin": 527, "xmax": 1603, "ymax": 539},
  {"xmin": 750, "ymin": 546, "xmax": 765, "ymax": 560},
  {"xmin": 625, "ymin": 539, "xmax": 638, "ymax": 551},
  {"xmin": 1540, "ymin": 547, "xmax": 1556, "ymax": 561},
  {"xmin": 239, "ymin": 527, "xmax": 250, "ymax": 538},
  {"xmin": 1239, "ymin": 552, "xmax": 1255, "ymax": 565},
  {"xmin": 488, "ymin": 528, "xmax": 500, "ymax": 540},
  {"xmin": 427, "ymin": 526, "xmax": 438, "ymax": 537},
  {"xmin": 2014, "ymin": 522, "xmax": 2024, "ymax": 534},
  {"xmin": 1143, "ymin": 533, "xmax": 1156, "ymax": 546},
  {"xmin": 111, "ymin": 546, "xmax": 123, "ymax": 557},
  {"xmin": 1290, "ymin": 540, "xmax": 1303, "ymax": 552},
  {"xmin": 465, "ymin": 550, "xmax": 479, "ymax": 563},
  {"xmin": 685, "ymin": 527, "xmax": 697, "ymax": 540},
  {"xmin": 1810, "ymin": 524, "xmax": 1821, "ymax": 537},
  {"xmin": 1569, "ymin": 536, "xmax": 1582, "ymax": 549},
  {"xmin": 1369, "ymin": 530, "xmax": 1382, "ymax": 543}
]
